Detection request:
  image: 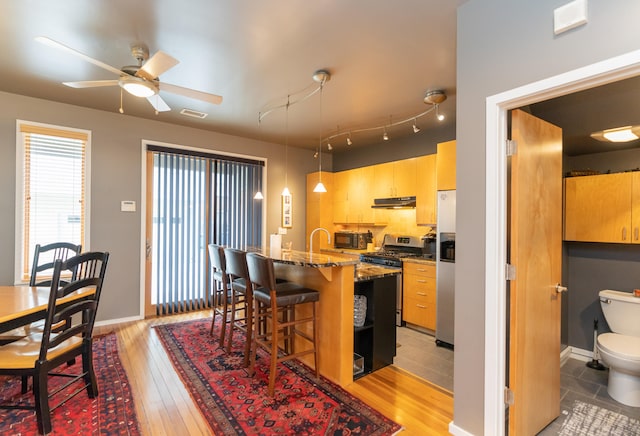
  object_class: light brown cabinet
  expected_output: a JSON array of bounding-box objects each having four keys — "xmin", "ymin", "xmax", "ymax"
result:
[
  {"xmin": 373, "ymin": 158, "xmax": 417, "ymax": 198},
  {"xmin": 436, "ymin": 140, "xmax": 456, "ymax": 190},
  {"xmin": 416, "ymin": 154, "xmax": 437, "ymax": 225},
  {"xmin": 564, "ymin": 172, "xmax": 640, "ymax": 243},
  {"xmin": 333, "ymin": 166, "xmax": 384, "ymax": 224},
  {"xmin": 402, "ymin": 262, "xmax": 436, "ymax": 330}
]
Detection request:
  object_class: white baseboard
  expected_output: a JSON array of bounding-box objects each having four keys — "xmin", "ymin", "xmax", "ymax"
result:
[
  {"xmin": 449, "ymin": 421, "xmax": 475, "ymax": 436},
  {"xmin": 94, "ymin": 314, "xmax": 142, "ymax": 328},
  {"xmin": 569, "ymin": 345, "xmax": 594, "ymax": 363}
]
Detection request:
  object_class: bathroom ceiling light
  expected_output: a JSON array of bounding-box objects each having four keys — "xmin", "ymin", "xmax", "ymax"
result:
[{"xmin": 591, "ymin": 125, "xmax": 640, "ymax": 142}]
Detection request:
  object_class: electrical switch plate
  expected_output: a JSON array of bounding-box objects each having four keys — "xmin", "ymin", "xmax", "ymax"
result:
[
  {"xmin": 121, "ymin": 200, "xmax": 136, "ymax": 212},
  {"xmin": 554, "ymin": 0, "xmax": 587, "ymax": 35},
  {"xmin": 278, "ymin": 227, "xmax": 287, "ymax": 235}
]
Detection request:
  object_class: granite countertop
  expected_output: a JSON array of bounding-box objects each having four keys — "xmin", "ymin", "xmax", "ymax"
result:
[
  {"xmin": 355, "ymin": 263, "xmax": 401, "ymax": 282},
  {"xmin": 253, "ymin": 248, "xmax": 359, "ymax": 268},
  {"xmin": 403, "ymin": 257, "xmax": 436, "ymax": 266}
]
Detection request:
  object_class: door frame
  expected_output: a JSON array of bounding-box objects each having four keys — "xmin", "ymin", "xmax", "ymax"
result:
[{"xmin": 483, "ymin": 49, "xmax": 640, "ymax": 435}]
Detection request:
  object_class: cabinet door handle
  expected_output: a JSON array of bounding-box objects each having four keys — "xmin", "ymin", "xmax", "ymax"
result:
[
  {"xmin": 417, "ymin": 268, "xmax": 426, "ymax": 272},
  {"xmin": 416, "ymin": 304, "xmax": 427, "ymax": 309},
  {"xmin": 623, "ymin": 227, "xmax": 628, "ymax": 241},
  {"xmin": 417, "ymin": 292, "xmax": 427, "ymax": 296},
  {"xmin": 417, "ymin": 279, "xmax": 427, "ymax": 283}
]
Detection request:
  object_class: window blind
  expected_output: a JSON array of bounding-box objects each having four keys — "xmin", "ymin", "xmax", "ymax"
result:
[{"xmin": 19, "ymin": 123, "xmax": 87, "ymax": 281}]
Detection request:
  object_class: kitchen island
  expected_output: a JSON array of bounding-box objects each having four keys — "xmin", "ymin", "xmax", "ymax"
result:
[{"xmin": 258, "ymin": 248, "xmax": 399, "ymax": 387}]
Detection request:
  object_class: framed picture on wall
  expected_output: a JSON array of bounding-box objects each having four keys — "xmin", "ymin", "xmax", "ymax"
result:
[{"xmin": 282, "ymin": 193, "xmax": 292, "ymax": 228}]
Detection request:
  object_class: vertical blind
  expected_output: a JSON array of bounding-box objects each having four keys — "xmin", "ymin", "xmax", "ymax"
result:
[
  {"xmin": 20, "ymin": 123, "xmax": 87, "ymax": 281},
  {"xmin": 150, "ymin": 147, "xmax": 263, "ymax": 315}
]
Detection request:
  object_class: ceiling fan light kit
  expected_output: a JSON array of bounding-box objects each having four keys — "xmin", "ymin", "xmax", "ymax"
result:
[
  {"xmin": 119, "ymin": 76, "xmax": 157, "ymax": 98},
  {"xmin": 36, "ymin": 36, "xmax": 222, "ymax": 114}
]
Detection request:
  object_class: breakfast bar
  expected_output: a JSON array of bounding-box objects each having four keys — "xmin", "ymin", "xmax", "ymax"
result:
[{"xmin": 257, "ymin": 249, "xmax": 400, "ymax": 387}]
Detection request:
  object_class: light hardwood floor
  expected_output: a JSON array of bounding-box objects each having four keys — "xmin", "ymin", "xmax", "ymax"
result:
[{"xmin": 94, "ymin": 310, "xmax": 454, "ymax": 435}]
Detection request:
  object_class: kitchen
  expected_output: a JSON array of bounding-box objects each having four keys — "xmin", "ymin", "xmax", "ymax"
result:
[{"xmin": 306, "ymin": 139, "xmax": 457, "ymax": 390}]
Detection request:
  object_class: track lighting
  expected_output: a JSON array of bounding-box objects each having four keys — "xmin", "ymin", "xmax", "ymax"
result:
[
  {"xmin": 436, "ymin": 104, "xmax": 445, "ymax": 121},
  {"xmin": 313, "ymin": 70, "xmax": 329, "ymax": 194},
  {"xmin": 383, "ymin": 128, "xmax": 389, "ymax": 141},
  {"xmin": 346, "ymin": 134, "xmax": 352, "ymax": 146},
  {"xmin": 413, "ymin": 118, "xmax": 420, "ymax": 133},
  {"xmin": 327, "ymin": 142, "xmax": 333, "ymax": 151},
  {"xmin": 313, "ymin": 151, "xmax": 319, "ymax": 158}
]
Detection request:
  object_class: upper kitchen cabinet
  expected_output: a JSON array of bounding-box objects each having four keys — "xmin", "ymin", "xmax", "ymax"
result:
[
  {"xmin": 564, "ymin": 172, "xmax": 640, "ymax": 243},
  {"xmin": 373, "ymin": 158, "xmax": 417, "ymax": 198},
  {"xmin": 416, "ymin": 154, "xmax": 437, "ymax": 225},
  {"xmin": 436, "ymin": 140, "xmax": 456, "ymax": 190},
  {"xmin": 306, "ymin": 171, "xmax": 333, "ymax": 250},
  {"xmin": 333, "ymin": 166, "xmax": 384, "ymax": 225}
]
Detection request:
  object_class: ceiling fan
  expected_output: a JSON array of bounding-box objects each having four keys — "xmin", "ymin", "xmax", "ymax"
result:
[{"xmin": 35, "ymin": 36, "xmax": 223, "ymax": 113}]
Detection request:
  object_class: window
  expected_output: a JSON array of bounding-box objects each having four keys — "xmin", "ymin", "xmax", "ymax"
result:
[
  {"xmin": 15, "ymin": 121, "xmax": 90, "ymax": 283},
  {"xmin": 147, "ymin": 145, "xmax": 264, "ymax": 315}
]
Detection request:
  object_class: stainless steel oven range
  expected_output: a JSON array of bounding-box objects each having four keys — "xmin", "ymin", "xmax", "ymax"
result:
[{"xmin": 359, "ymin": 234, "xmax": 430, "ymax": 326}]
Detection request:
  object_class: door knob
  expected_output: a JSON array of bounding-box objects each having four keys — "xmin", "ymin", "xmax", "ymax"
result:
[{"xmin": 555, "ymin": 284, "xmax": 568, "ymax": 293}]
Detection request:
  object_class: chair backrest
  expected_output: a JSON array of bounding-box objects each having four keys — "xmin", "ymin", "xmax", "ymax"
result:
[
  {"xmin": 30, "ymin": 242, "xmax": 82, "ymax": 286},
  {"xmin": 224, "ymin": 248, "xmax": 249, "ymax": 281},
  {"xmin": 39, "ymin": 251, "xmax": 109, "ymax": 361},
  {"xmin": 245, "ymin": 253, "xmax": 277, "ymax": 291},
  {"xmin": 208, "ymin": 244, "xmax": 226, "ymax": 273}
]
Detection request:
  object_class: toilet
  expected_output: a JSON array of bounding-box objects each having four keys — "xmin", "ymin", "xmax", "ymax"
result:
[{"xmin": 597, "ymin": 289, "xmax": 640, "ymax": 407}]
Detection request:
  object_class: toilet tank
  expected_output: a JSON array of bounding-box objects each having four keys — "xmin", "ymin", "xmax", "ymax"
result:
[{"xmin": 599, "ymin": 290, "xmax": 640, "ymax": 337}]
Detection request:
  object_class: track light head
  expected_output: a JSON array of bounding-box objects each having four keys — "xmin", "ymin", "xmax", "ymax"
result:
[
  {"xmin": 383, "ymin": 131, "xmax": 389, "ymax": 141},
  {"xmin": 413, "ymin": 119, "xmax": 420, "ymax": 133},
  {"xmin": 346, "ymin": 136, "xmax": 353, "ymax": 146},
  {"xmin": 327, "ymin": 142, "xmax": 333, "ymax": 151},
  {"xmin": 436, "ymin": 104, "xmax": 445, "ymax": 121},
  {"xmin": 313, "ymin": 151, "xmax": 319, "ymax": 158}
]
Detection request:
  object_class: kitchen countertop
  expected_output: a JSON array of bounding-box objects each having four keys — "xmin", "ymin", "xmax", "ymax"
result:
[
  {"xmin": 403, "ymin": 257, "xmax": 436, "ymax": 266},
  {"xmin": 254, "ymin": 248, "xmax": 359, "ymax": 268},
  {"xmin": 355, "ymin": 263, "xmax": 401, "ymax": 282}
]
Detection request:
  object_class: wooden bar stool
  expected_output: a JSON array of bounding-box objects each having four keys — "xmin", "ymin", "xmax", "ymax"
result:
[
  {"xmin": 222, "ymin": 248, "xmax": 252, "ymax": 363},
  {"xmin": 245, "ymin": 252, "xmax": 320, "ymax": 396},
  {"xmin": 208, "ymin": 244, "xmax": 230, "ymax": 346}
]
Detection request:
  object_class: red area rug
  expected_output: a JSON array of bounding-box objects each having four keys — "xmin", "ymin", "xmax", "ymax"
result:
[
  {"xmin": 0, "ymin": 333, "xmax": 140, "ymax": 435},
  {"xmin": 154, "ymin": 318, "xmax": 402, "ymax": 435}
]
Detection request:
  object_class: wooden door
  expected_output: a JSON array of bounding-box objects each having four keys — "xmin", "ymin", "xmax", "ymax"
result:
[
  {"xmin": 564, "ymin": 173, "xmax": 631, "ymax": 243},
  {"xmin": 508, "ymin": 109, "xmax": 562, "ymax": 435}
]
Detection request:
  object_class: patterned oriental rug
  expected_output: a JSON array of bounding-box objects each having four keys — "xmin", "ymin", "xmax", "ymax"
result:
[
  {"xmin": 0, "ymin": 333, "xmax": 140, "ymax": 435},
  {"xmin": 559, "ymin": 400, "xmax": 640, "ymax": 436},
  {"xmin": 154, "ymin": 318, "xmax": 403, "ymax": 435}
]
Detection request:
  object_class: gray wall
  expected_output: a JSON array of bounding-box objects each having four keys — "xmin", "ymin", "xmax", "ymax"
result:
[
  {"xmin": 0, "ymin": 90, "xmax": 322, "ymax": 322},
  {"xmin": 332, "ymin": 123, "xmax": 455, "ymax": 171},
  {"xmin": 457, "ymin": 1, "xmax": 640, "ymax": 434}
]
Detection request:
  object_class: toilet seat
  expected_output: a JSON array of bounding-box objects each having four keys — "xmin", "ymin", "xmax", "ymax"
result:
[{"xmin": 598, "ymin": 333, "xmax": 640, "ymax": 361}]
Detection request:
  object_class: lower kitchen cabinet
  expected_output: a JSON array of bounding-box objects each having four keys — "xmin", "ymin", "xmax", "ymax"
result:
[
  {"xmin": 353, "ymin": 275, "xmax": 397, "ymax": 378},
  {"xmin": 402, "ymin": 262, "xmax": 436, "ymax": 330}
]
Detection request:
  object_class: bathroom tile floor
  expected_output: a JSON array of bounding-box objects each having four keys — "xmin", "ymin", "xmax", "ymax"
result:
[
  {"xmin": 393, "ymin": 328, "xmax": 640, "ymax": 434},
  {"xmin": 538, "ymin": 356, "xmax": 640, "ymax": 435}
]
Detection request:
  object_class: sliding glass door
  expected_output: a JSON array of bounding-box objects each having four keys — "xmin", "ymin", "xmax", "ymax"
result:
[{"xmin": 145, "ymin": 145, "xmax": 263, "ymax": 316}]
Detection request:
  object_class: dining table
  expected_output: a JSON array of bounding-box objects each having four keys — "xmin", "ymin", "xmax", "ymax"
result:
[{"xmin": 0, "ymin": 285, "xmax": 95, "ymax": 335}]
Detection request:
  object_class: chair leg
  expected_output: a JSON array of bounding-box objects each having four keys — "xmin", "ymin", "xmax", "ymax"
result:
[
  {"xmin": 33, "ymin": 367, "xmax": 51, "ymax": 435},
  {"xmin": 219, "ymin": 289, "xmax": 228, "ymax": 348},
  {"xmin": 268, "ymin": 301, "xmax": 279, "ymax": 397},
  {"xmin": 210, "ymin": 287, "xmax": 220, "ymax": 336},
  {"xmin": 248, "ymin": 298, "xmax": 261, "ymax": 376},
  {"xmin": 312, "ymin": 301, "xmax": 319, "ymax": 378},
  {"xmin": 244, "ymin": 293, "xmax": 253, "ymax": 367},
  {"xmin": 21, "ymin": 375, "xmax": 29, "ymax": 394},
  {"xmin": 83, "ymin": 342, "xmax": 98, "ymax": 398},
  {"xmin": 226, "ymin": 290, "xmax": 236, "ymax": 353}
]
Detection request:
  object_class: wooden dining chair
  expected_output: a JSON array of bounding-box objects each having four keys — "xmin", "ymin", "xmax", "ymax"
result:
[
  {"xmin": 245, "ymin": 252, "xmax": 320, "ymax": 396},
  {"xmin": 0, "ymin": 251, "xmax": 109, "ymax": 435},
  {"xmin": 0, "ymin": 242, "xmax": 83, "ymax": 345}
]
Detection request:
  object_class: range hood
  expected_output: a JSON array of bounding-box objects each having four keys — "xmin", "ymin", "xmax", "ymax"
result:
[{"xmin": 371, "ymin": 196, "xmax": 416, "ymax": 209}]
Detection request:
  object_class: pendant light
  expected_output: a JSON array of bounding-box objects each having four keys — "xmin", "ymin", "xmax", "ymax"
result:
[
  {"xmin": 313, "ymin": 70, "xmax": 330, "ymax": 193},
  {"xmin": 282, "ymin": 96, "xmax": 291, "ymax": 196}
]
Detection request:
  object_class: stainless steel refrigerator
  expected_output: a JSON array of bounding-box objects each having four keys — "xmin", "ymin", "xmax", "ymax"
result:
[{"xmin": 436, "ymin": 190, "xmax": 455, "ymax": 349}]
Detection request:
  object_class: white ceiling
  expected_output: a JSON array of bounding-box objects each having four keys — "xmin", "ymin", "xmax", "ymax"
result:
[{"xmin": 0, "ymin": 0, "xmax": 465, "ymax": 151}]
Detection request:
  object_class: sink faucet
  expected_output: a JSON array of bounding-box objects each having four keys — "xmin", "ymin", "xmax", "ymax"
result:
[{"xmin": 309, "ymin": 227, "xmax": 331, "ymax": 253}]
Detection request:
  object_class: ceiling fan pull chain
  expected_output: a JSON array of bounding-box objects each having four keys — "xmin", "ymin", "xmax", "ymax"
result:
[{"xmin": 119, "ymin": 88, "xmax": 124, "ymax": 114}]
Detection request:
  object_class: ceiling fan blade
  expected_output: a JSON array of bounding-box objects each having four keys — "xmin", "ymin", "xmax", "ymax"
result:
[
  {"xmin": 63, "ymin": 80, "xmax": 120, "ymax": 88},
  {"xmin": 147, "ymin": 94, "xmax": 171, "ymax": 112},
  {"xmin": 159, "ymin": 82, "xmax": 223, "ymax": 105},
  {"xmin": 36, "ymin": 36, "xmax": 123, "ymax": 76},
  {"xmin": 137, "ymin": 50, "xmax": 179, "ymax": 80}
]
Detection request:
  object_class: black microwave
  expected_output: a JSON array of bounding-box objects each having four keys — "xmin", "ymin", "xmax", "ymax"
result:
[{"xmin": 334, "ymin": 232, "xmax": 370, "ymax": 250}]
